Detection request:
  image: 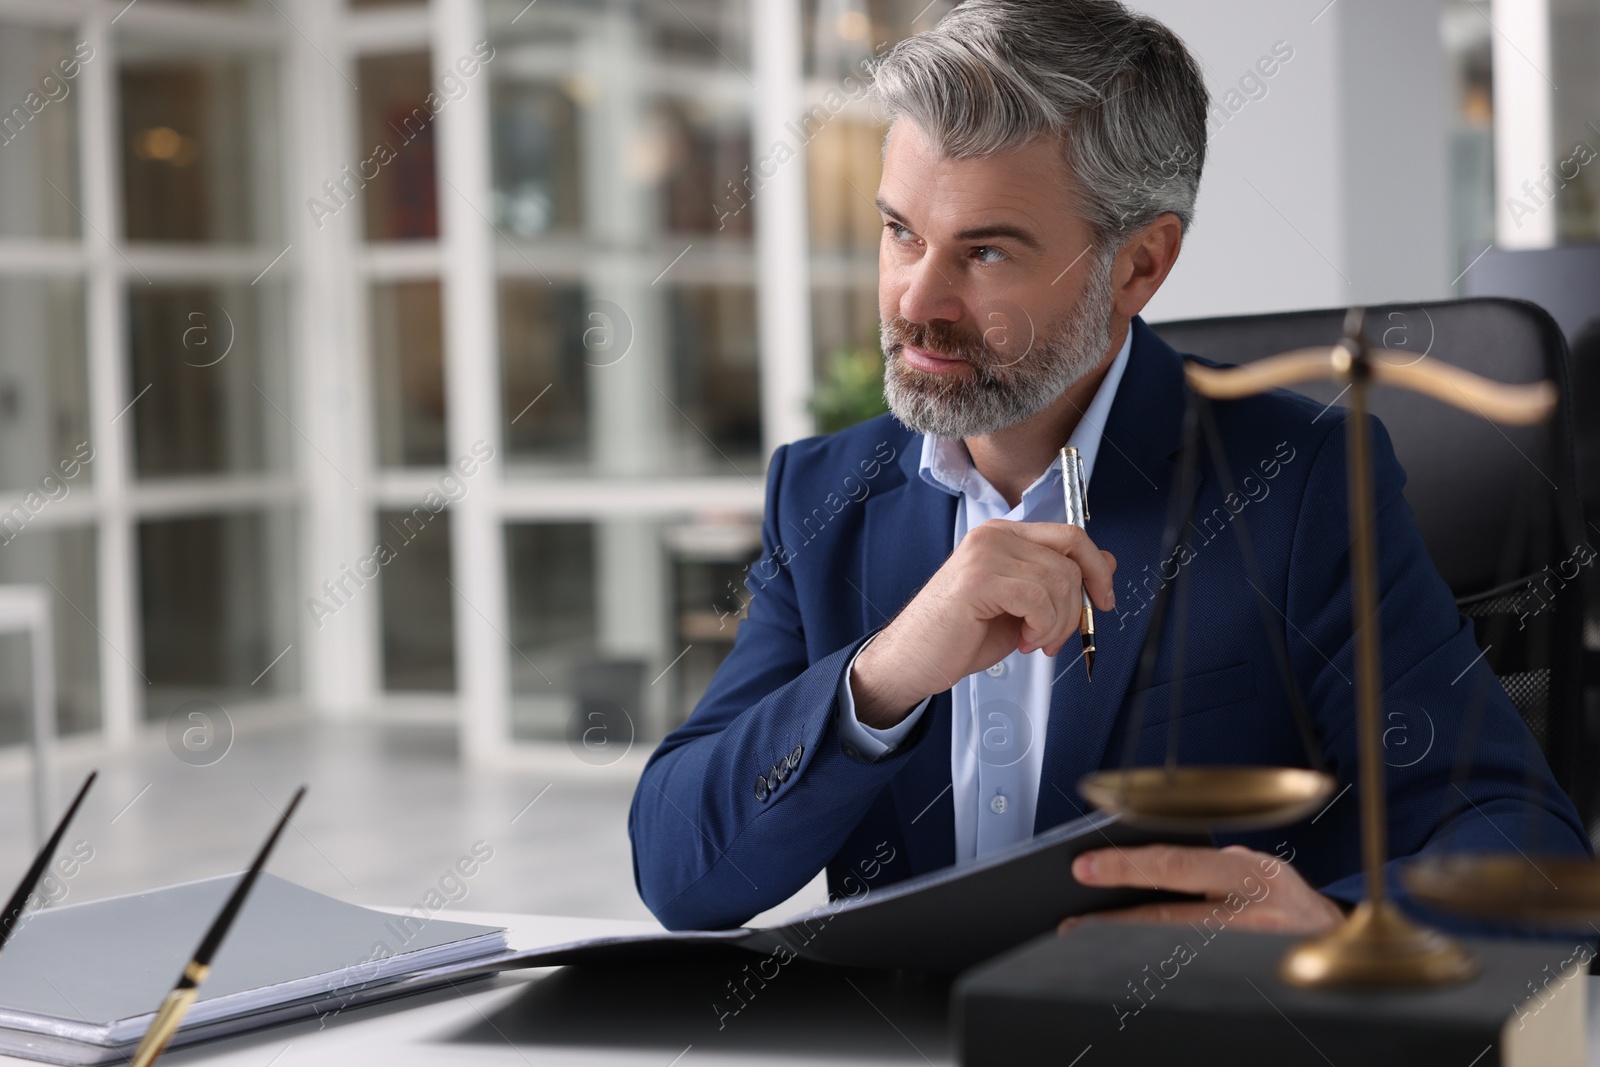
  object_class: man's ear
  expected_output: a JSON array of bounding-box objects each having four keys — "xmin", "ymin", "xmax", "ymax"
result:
[{"xmin": 1110, "ymin": 213, "xmax": 1184, "ymax": 320}]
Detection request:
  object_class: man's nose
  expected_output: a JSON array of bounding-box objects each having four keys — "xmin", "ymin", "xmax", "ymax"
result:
[{"xmin": 896, "ymin": 256, "xmax": 964, "ymax": 326}]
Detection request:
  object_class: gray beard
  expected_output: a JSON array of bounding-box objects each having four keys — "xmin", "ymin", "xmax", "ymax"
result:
[{"xmin": 881, "ymin": 252, "xmax": 1116, "ymax": 439}]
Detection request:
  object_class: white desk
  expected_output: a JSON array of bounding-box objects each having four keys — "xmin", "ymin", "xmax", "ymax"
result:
[
  {"xmin": 47, "ymin": 911, "xmax": 950, "ymax": 1067},
  {"xmin": 2, "ymin": 911, "xmax": 1596, "ymax": 1066}
]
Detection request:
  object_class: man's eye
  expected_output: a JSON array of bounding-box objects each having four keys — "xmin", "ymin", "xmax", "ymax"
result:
[
  {"xmin": 974, "ymin": 246, "xmax": 1006, "ymax": 264},
  {"xmin": 886, "ymin": 222, "xmax": 915, "ymax": 242}
]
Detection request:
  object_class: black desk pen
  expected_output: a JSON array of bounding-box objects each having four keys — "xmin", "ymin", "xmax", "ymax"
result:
[
  {"xmin": 129, "ymin": 785, "xmax": 306, "ymax": 1067},
  {"xmin": 0, "ymin": 770, "xmax": 96, "ymax": 955},
  {"xmin": 1059, "ymin": 446, "xmax": 1096, "ymax": 681}
]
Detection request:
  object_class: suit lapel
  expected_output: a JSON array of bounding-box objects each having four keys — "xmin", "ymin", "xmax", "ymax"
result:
[
  {"xmin": 861, "ymin": 429, "xmax": 961, "ymax": 874},
  {"xmin": 857, "ymin": 432, "xmax": 955, "ymax": 634},
  {"xmin": 1033, "ymin": 319, "xmax": 1201, "ymax": 832}
]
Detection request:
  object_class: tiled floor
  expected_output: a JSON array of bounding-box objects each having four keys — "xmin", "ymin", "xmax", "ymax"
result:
[{"xmin": 0, "ymin": 710, "xmax": 827, "ymax": 927}]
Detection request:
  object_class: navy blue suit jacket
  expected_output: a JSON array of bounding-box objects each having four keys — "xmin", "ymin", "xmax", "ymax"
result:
[{"xmin": 630, "ymin": 317, "xmax": 1589, "ymax": 931}]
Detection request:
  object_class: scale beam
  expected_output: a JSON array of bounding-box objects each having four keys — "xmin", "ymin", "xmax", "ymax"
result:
[{"xmin": 1185, "ymin": 346, "xmax": 1555, "ymax": 426}]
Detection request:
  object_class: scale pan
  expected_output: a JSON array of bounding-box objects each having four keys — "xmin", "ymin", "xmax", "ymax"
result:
[
  {"xmin": 1401, "ymin": 854, "xmax": 1600, "ymax": 924},
  {"xmin": 1078, "ymin": 766, "xmax": 1338, "ymax": 832}
]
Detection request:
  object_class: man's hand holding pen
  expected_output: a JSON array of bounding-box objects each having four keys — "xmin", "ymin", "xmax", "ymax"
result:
[{"xmin": 849, "ymin": 518, "xmax": 1117, "ymax": 729}]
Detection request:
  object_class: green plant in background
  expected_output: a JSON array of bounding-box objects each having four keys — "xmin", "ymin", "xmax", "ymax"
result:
[{"xmin": 810, "ymin": 344, "xmax": 889, "ymax": 434}]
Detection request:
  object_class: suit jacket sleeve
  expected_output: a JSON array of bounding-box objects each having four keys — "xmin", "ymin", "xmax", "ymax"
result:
[
  {"xmin": 1286, "ymin": 412, "xmax": 1591, "ymax": 916},
  {"xmin": 628, "ymin": 442, "xmax": 932, "ymax": 930}
]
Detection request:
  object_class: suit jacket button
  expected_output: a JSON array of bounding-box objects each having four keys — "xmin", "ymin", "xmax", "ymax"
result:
[
  {"xmin": 773, "ymin": 761, "xmax": 789, "ymax": 783},
  {"xmin": 755, "ymin": 776, "xmax": 770, "ymax": 801},
  {"xmin": 791, "ymin": 744, "xmax": 804, "ymax": 764}
]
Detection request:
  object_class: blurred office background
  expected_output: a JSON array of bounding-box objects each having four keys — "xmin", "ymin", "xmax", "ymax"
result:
[{"xmin": 0, "ymin": 0, "xmax": 1595, "ymax": 917}]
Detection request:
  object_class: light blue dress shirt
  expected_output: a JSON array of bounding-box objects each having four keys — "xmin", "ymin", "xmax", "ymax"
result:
[{"xmin": 836, "ymin": 328, "xmax": 1134, "ymax": 863}]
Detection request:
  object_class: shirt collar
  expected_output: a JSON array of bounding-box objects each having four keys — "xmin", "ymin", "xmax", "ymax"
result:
[{"xmin": 917, "ymin": 326, "xmax": 1135, "ymax": 503}]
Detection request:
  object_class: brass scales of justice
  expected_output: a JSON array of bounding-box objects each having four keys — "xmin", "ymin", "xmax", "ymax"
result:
[{"xmin": 1077, "ymin": 306, "xmax": 1599, "ymax": 988}]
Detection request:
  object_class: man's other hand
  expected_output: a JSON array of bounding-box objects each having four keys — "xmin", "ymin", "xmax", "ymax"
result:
[{"xmin": 1059, "ymin": 844, "xmax": 1344, "ymax": 934}]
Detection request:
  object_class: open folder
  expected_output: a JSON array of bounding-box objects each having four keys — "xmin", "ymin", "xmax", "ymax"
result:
[
  {"xmin": 414, "ymin": 809, "xmax": 1200, "ymax": 984},
  {"xmin": 0, "ymin": 874, "xmax": 507, "ymax": 1066}
]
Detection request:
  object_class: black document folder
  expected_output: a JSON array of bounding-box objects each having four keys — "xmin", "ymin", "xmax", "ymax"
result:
[{"xmin": 451, "ymin": 811, "xmax": 1204, "ymax": 976}]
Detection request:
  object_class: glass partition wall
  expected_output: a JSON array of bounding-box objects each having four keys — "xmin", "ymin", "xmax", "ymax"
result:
[
  {"xmin": 0, "ymin": 3, "xmax": 297, "ymax": 750},
  {"xmin": 0, "ymin": 0, "xmax": 948, "ymax": 762},
  {"xmin": 487, "ymin": 0, "xmax": 767, "ymax": 750}
]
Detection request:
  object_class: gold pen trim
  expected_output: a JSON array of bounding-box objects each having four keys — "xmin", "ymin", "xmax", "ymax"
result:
[{"xmin": 128, "ymin": 987, "xmax": 199, "ymax": 1067}]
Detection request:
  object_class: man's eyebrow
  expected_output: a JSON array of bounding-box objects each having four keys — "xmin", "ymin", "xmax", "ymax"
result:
[
  {"xmin": 952, "ymin": 222, "xmax": 1043, "ymax": 252},
  {"xmin": 875, "ymin": 196, "xmax": 909, "ymax": 225},
  {"xmin": 872, "ymin": 196, "xmax": 1044, "ymax": 252}
]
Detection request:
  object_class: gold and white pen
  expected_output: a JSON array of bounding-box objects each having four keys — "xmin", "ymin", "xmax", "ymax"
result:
[
  {"xmin": 1058, "ymin": 446, "xmax": 1095, "ymax": 681},
  {"xmin": 128, "ymin": 786, "xmax": 306, "ymax": 1067}
]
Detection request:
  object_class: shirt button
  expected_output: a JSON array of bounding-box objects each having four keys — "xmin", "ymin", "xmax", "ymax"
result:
[
  {"xmin": 986, "ymin": 662, "xmax": 1006, "ymax": 677},
  {"xmin": 990, "ymin": 793, "xmax": 1008, "ymax": 814}
]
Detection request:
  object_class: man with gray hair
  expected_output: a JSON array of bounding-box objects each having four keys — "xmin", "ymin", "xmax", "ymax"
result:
[{"xmin": 630, "ymin": 0, "xmax": 1587, "ymax": 934}]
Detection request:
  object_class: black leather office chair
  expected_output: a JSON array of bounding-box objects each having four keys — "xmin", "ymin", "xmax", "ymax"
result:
[
  {"xmin": 1152, "ymin": 298, "xmax": 1595, "ymax": 833},
  {"xmin": 1569, "ymin": 316, "xmax": 1600, "ymax": 753},
  {"xmin": 1571, "ymin": 316, "xmax": 1600, "ymax": 548}
]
